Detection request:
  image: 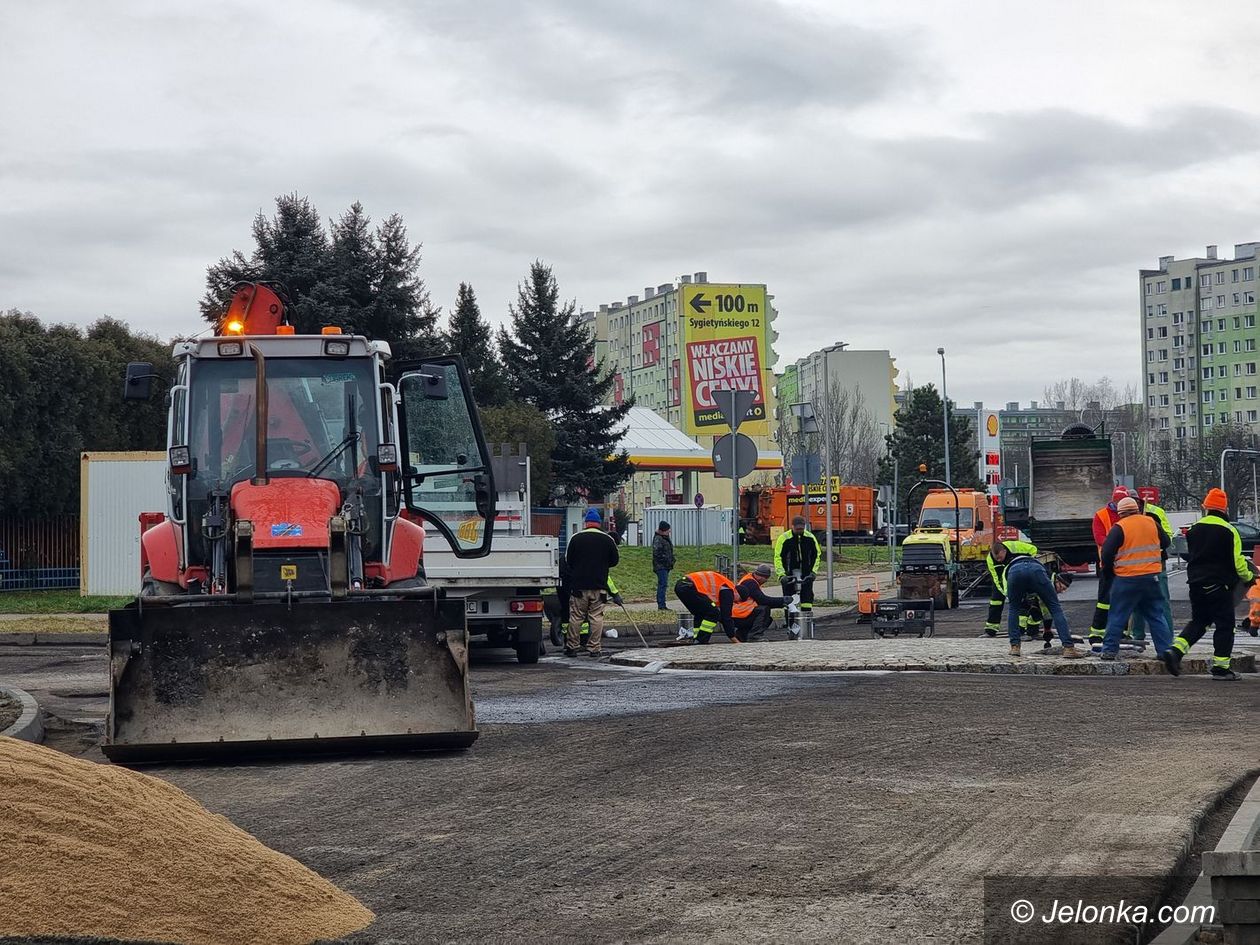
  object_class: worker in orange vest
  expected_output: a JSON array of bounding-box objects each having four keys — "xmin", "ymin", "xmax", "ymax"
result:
[
  {"xmin": 674, "ymin": 565, "xmax": 788, "ymax": 644},
  {"xmin": 1087, "ymin": 485, "xmax": 1130, "ymax": 643},
  {"xmin": 1097, "ymin": 496, "xmax": 1171, "ymax": 660}
]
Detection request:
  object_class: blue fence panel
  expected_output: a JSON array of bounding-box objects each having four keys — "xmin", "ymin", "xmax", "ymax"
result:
[{"xmin": 0, "ymin": 567, "xmax": 81, "ymax": 592}]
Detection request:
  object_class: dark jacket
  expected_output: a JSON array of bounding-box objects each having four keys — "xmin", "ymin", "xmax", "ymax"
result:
[
  {"xmin": 774, "ymin": 529, "xmax": 821, "ymax": 576},
  {"xmin": 566, "ymin": 525, "xmax": 620, "ymax": 591},
  {"xmin": 1186, "ymin": 512, "xmax": 1255, "ymax": 588},
  {"xmin": 736, "ymin": 575, "xmax": 786, "ymax": 608},
  {"xmin": 652, "ymin": 532, "xmax": 676, "ymax": 571}
]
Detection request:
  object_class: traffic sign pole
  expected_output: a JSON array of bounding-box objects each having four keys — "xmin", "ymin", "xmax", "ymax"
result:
[{"xmin": 714, "ymin": 389, "xmax": 755, "ymax": 583}]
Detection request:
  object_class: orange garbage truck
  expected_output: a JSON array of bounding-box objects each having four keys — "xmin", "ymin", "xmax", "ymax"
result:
[{"xmin": 740, "ymin": 480, "xmax": 877, "ymax": 544}]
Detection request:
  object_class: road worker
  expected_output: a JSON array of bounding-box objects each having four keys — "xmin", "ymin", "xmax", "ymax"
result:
[
  {"xmin": 775, "ymin": 515, "xmax": 821, "ymax": 638},
  {"xmin": 675, "ymin": 566, "xmax": 788, "ymax": 644},
  {"xmin": 983, "ymin": 537, "xmax": 1039, "ymax": 638},
  {"xmin": 1163, "ymin": 488, "xmax": 1255, "ymax": 680},
  {"xmin": 1129, "ymin": 489, "xmax": 1175, "ymax": 643},
  {"xmin": 989, "ymin": 541, "xmax": 1080, "ymax": 658},
  {"xmin": 564, "ymin": 509, "xmax": 619, "ymax": 657},
  {"xmin": 1087, "ymin": 486, "xmax": 1131, "ymax": 644},
  {"xmin": 1097, "ymin": 497, "xmax": 1171, "ymax": 660}
]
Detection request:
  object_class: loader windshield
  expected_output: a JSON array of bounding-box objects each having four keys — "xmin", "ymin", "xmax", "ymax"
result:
[{"xmin": 187, "ymin": 357, "xmax": 379, "ymax": 489}]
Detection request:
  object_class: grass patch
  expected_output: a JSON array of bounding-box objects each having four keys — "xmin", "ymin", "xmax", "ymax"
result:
[
  {"xmin": 0, "ymin": 616, "xmax": 105, "ymax": 633},
  {"xmin": 0, "ymin": 590, "xmax": 130, "ymax": 614},
  {"xmin": 606, "ymin": 544, "xmax": 892, "ymax": 603}
]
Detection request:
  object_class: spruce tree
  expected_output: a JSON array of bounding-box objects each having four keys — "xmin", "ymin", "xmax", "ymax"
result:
[
  {"xmin": 372, "ymin": 214, "xmax": 440, "ymax": 360},
  {"xmin": 877, "ymin": 384, "xmax": 981, "ymax": 524},
  {"xmin": 499, "ymin": 261, "xmax": 633, "ymax": 503},
  {"xmin": 444, "ymin": 282, "xmax": 507, "ymax": 407}
]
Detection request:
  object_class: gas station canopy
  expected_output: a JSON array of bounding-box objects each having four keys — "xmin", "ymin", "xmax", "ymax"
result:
[{"xmin": 615, "ymin": 407, "xmax": 782, "ymax": 473}]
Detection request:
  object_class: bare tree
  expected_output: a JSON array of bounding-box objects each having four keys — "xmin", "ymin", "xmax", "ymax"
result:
[
  {"xmin": 1043, "ymin": 376, "xmax": 1125, "ymax": 413},
  {"xmin": 778, "ymin": 382, "xmax": 883, "ymax": 485}
]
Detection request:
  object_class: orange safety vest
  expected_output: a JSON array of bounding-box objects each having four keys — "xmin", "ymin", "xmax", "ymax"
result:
[
  {"xmin": 1113, "ymin": 514, "xmax": 1162, "ymax": 577},
  {"xmin": 685, "ymin": 571, "xmax": 757, "ymax": 618}
]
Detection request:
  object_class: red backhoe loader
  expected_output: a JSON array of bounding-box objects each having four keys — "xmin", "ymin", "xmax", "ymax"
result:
[{"xmin": 107, "ymin": 283, "xmax": 496, "ymax": 762}]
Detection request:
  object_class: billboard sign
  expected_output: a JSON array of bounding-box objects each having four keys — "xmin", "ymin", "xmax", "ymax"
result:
[
  {"xmin": 978, "ymin": 409, "xmax": 1001, "ymax": 503},
  {"xmin": 680, "ymin": 283, "xmax": 769, "ymax": 435}
]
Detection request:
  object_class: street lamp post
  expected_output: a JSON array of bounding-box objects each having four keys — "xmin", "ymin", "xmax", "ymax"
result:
[
  {"xmin": 938, "ymin": 347, "xmax": 952, "ymax": 486},
  {"xmin": 817, "ymin": 342, "xmax": 847, "ymax": 601}
]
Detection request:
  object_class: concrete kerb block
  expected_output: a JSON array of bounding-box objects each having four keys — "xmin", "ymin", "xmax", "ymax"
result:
[
  {"xmin": 0, "ymin": 686, "xmax": 44, "ymax": 744},
  {"xmin": 1206, "ymin": 852, "xmax": 1260, "ymax": 877}
]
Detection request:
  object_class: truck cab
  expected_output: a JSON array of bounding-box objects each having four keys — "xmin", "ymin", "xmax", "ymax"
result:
[{"xmin": 916, "ymin": 488, "xmax": 994, "ymax": 563}]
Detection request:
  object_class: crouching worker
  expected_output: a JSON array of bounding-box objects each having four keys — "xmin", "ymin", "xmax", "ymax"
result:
[
  {"xmin": 989, "ymin": 541, "xmax": 1081, "ymax": 658},
  {"xmin": 675, "ymin": 565, "xmax": 788, "ymax": 644},
  {"xmin": 984, "ymin": 537, "xmax": 1039, "ymax": 637}
]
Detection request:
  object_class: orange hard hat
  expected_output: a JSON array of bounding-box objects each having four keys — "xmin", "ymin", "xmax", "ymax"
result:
[{"xmin": 1204, "ymin": 487, "xmax": 1229, "ymax": 511}]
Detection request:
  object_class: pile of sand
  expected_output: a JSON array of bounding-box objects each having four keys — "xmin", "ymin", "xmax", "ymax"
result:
[{"xmin": 0, "ymin": 737, "xmax": 373, "ymax": 945}]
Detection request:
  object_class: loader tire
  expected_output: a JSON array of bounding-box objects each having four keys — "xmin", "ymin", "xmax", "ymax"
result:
[
  {"xmin": 140, "ymin": 569, "xmax": 182, "ymax": 598},
  {"xmin": 515, "ymin": 639, "xmax": 541, "ymax": 665}
]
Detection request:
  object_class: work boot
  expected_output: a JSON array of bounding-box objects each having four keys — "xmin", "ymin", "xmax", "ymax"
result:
[
  {"xmin": 563, "ymin": 646, "xmax": 579, "ymax": 657},
  {"xmin": 1211, "ymin": 666, "xmax": 1240, "ymax": 681},
  {"xmin": 1098, "ymin": 651, "xmax": 1117, "ymax": 662},
  {"xmin": 983, "ymin": 626, "xmax": 998, "ymax": 638},
  {"xmin": 586, "ymin": 648, "xmax": 603, "ymax": 659},
  {"xmin": 1009, "ymin": 644, "xmax": 1021, "ymax": 657},
  {"xmin": 1060, "ymin": 645, "xmax": 1083, "ymax": 659},
  {"xmin": 1161, "ymin": 649, "xmax": 1183, "ymax": 677}
]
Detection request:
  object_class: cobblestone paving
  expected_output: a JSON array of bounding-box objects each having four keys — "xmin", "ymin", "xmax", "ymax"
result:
[{"xmin": 610, "ymin": 636, "xmax": 1258, "ymax": 676}]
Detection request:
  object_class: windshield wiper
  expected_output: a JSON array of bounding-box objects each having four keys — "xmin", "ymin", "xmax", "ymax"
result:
[{"xmin": 308, "ymin": 433, "xmax": 361, "ymax": 479}]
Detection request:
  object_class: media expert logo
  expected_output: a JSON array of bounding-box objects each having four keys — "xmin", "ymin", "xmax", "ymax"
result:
[{"xmin": 686, "ymin": 336, "xmax": 765, "ymax": 429}]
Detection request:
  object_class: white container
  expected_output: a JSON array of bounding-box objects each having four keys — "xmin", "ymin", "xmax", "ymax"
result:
[{"xmin": 80, "ymin": 451, "xmax": 167, "ymax": 596}]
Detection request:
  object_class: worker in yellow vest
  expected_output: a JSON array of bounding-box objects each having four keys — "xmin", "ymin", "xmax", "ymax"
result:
[{"xmin": 1097, "ymin": 496, "xmax": 1171, "ymax": 660}]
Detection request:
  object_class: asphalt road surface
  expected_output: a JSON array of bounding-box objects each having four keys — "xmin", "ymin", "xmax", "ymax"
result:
[{"xmin": 2, "ymin": 572, "xmax": 1258, "ymax": 945}]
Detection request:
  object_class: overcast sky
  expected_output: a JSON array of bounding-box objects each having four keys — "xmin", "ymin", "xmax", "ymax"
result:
[{"xmin": 5, "ymin": 0, "xmax": 1260, "ymax": 406}]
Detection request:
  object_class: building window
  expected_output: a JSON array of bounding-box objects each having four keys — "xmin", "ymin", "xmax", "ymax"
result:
[
  {"xmin": 1156, "ymin": 326, "xmax": 1167, "ymax": 337},
  {"xmin": 1219, "ymin": 318, "xmax": 1228, "ymax": 330},
  {"xmin": 1220, "ymin": 365, "xmax": 1229, "ymax": 378},
  {"xmin": 1203, "ymin": 298, "xmax": 1214, "ymax": 311},
  {"xmin": 1173, "ymin": 358, "xmax": 1185, "ymax": 370},
  {"xmin": 1221, "ymin": 389, "xmax": 1229, "ymax": 401},
  {"xmin": 1146, "ymin": 283, "xmax": 1153, "ymax": 295},
  {"xmin": 1235, "ymin": 294, "xmax": 1243, "ymax": 306},
  {"xmin": 1247, "ymin": 315, "xmax": 1256, "ymax": 328},
  {"xmin": 1246, "ymin": 267, "xmax": 1255, "ymax": 281},
  {"xmin": 1174, "ymin": 336, "xmax": 1184, "ymax": 348},
  {"xmin": 1219, "ymin": 342, "xmax": 1228, "ymax": 353},
  {"xmin": 1249, "ymin": 387, "xmax": 1257, "ymax": 399},
  {"xmin": 1175, "ymin": 381, "xmax": 1186, "ymax": 393},
  {"xmin": 1236, "ymin": 340, "xmax": 1244, "ymax": 353},
  {"xmin": 1205, "ymin": 413, "xmax": 1215, "ymax": 426},
  {"xmin": 1158, "ymin": 304, "xmax": 1168, "ymax": 316},
  {"xmin": 1218, "ymin": 295, "xmax": 1226, "ymax": 308},
  {"xmin": 1238, "ymin": 411, "xmax": 1245, "ymax": 423},
  {"xmin": 1159, "ymin": 349, "xmax": 1169, "ymax": 361},
  {"xmin": 1157, "ymin": 280, "xmax": 1167, "ymax": 293},
  {"xmin": 1160, "ymin": 371, "xmax": 1170, "ymax": 383},
  {"xmin": 1204, "ymin": 390, "xmax": 1215, "ymax": 403},
  {"xmin": 1160, "ymin": 395, "xmax": 1170, "ymax": 406},
  {"xmin": 1221, "ymin": 412, "xmax": 1229, "ymax": 423},
  {"xmin": 1203, "ymin": 367, "xmax": 1213, "ymax": 380},
  {"xmin": 1149, "ymin": 395, "xmax": 1157, "ymax": 406},
  {"xmin": 1236, "ymin": 316, "xmax": 1243, "ymax": 329},
  {"xmin": 1234, "ymin": 269, "xmax": 1241, "ymax": 283},
  {"xmin": 1250, "ymin": 363, "xmax": 1258, "ymax": 375},
  {"xmin": 1218, "ymin": 271, "xmax": 1226, "ymax": 284},
  {"xmin": 1148, "ymin": 350, "xmax": 1155, "ymax": 363},
  {"xmin": 1173, "ymin": 311, "xmax": 1184, "ymax": 324},
  {"xmin": 1247, "ymin": 291, "xmax": 1256, "ymax": 304},
  {"xmin": 1203, "ymin": 344, "xmax": 1213, "ymax": 357},
  {"xmin": 1239, "ymin": 388, "xmax": 1245, "ymax": 399},
  {"xmin": 1251, "ymin": 411, "xmax": 1260, "ymax": 422},
  {"xmin": 1161, "ymin": 418, "xmax": 1170, "ymax": 429},
  {"xmin": 1202, "ymin": 320, "xmax": 1212, "ymax": 333},
  {"xmin": 1172, "ymin": 277, "xmax": 1182, "ymax": 290}
]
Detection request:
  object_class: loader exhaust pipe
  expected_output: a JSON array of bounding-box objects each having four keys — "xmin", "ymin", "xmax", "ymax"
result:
[{"xmin": 249, "ymin": 342, "xmax": 268, "ymax": 486}]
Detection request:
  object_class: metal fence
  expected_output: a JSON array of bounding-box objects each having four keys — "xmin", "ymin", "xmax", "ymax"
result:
[{"xmin": 0, "ymin": 516, "xmax": 80, "ymax": 592}]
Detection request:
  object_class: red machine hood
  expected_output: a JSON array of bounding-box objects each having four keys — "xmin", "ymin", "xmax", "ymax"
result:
[{"xmin": 231, "ymin": 478, "xmax": 341, "ymax": 549}]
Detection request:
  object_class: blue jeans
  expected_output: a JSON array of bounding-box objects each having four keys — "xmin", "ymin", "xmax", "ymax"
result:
[
  {"xmin": 1104, "ymin": 574, "xmax": 1171, "ymax": 655},
  {"xmin": 1005, "ymin": 560, "xmax": 1072, "ymax": 646},
  {"xmin": 655, "ymin": 568, "xmax": 670, "ymax": 610},
  {"xmin": 1129, "ymin": 569, "xmax": 1172, "ymax": 642}
]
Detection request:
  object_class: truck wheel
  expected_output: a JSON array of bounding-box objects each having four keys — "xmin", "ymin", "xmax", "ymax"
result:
[{"xmin": 515, "ymin": 639, "xmax": 541, "ymax": 664}]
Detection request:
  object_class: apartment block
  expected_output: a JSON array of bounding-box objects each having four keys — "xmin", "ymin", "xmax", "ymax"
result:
[{"xmin": 1141, "ymin": 243, "xmax": 1260, "ymax": 441}]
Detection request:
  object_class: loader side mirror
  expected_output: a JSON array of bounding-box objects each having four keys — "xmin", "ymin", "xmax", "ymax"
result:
[
  {"xmin": 418, "ymin": 365, "xmax": 448, "ymax": 399},
  {"xmin": 474, "ymin": 472, "xmax": 493, "ymax": 518},
  {"xmin": 168, "ymin": 445, "xmax": 193, "ymax": 476},
  {"xmin": 124, "ymin": 362, "xmax": 155, "ymax": 401}
]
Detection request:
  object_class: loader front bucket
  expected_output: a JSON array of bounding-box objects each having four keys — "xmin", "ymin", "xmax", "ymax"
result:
[{"xmin": 103, "ymin": 598, "xmax": 477, "ymax": 763}]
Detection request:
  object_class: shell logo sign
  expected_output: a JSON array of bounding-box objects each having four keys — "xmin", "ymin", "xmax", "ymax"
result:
[{"xmin": 986, "ymin": 414, "xmax": 999, "ymax": 437}]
